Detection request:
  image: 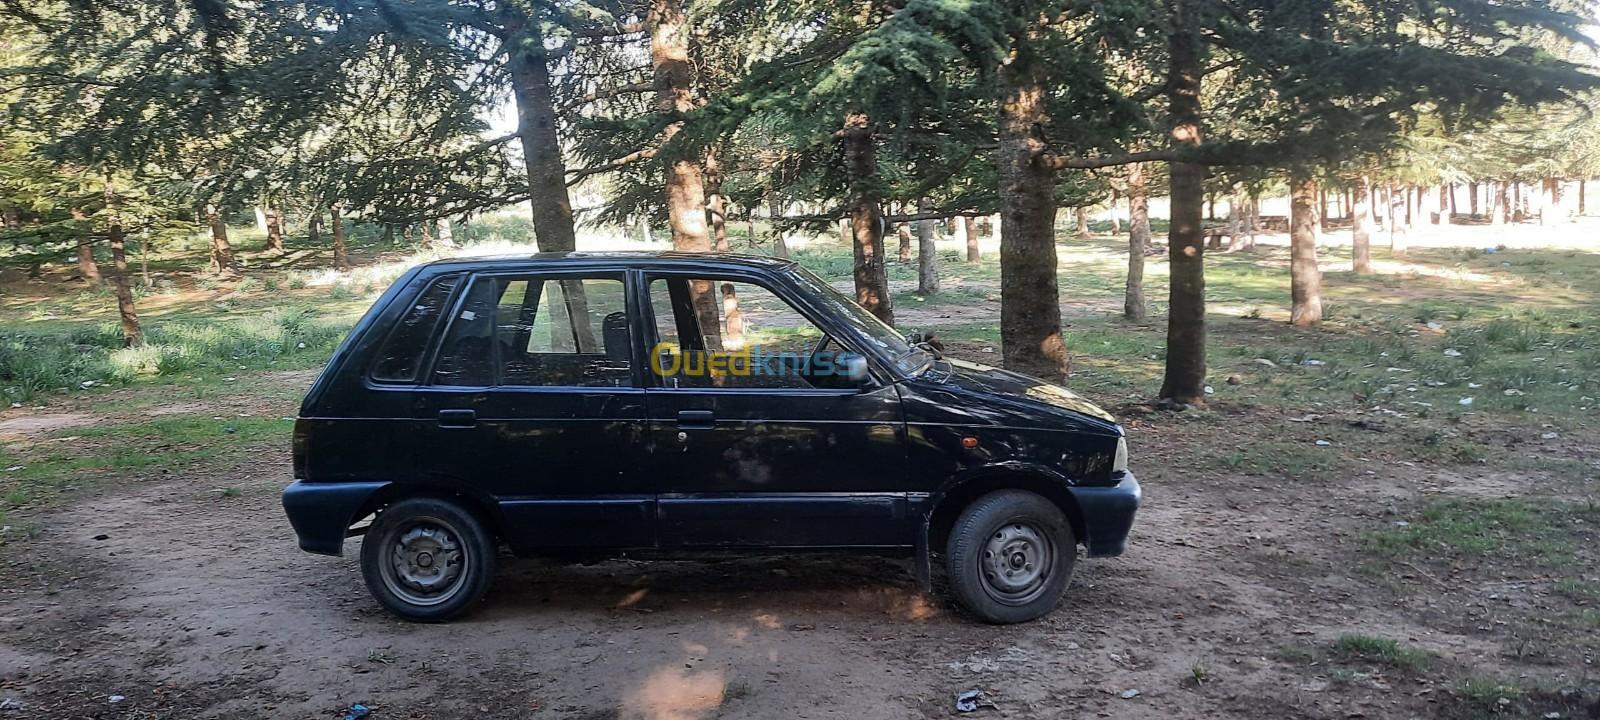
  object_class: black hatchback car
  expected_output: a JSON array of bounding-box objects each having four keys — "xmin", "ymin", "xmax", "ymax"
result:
[{"xmin": 283, "ymin": 252, "xmax": 1140, "ymax": 623}]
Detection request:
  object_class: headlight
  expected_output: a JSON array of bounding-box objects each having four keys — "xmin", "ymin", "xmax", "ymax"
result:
[{"xmin": 1113, "ymin": 436, "xmax": 1129, "ymax": 474}]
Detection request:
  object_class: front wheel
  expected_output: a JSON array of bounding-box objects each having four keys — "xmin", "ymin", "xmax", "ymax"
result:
[
  {"xmin": 945, "ymin": 489, "xmax": 1076, "ymax": 623},
  {"xmin": 360, "ymin": 497, "xmax": 496, "ymax": 622}
]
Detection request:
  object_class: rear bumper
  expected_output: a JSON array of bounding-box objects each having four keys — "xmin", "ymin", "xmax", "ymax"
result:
[
  {"xmin": 282, "ymin": 480, "xmax": 389, "ymax": 556},
  {"xmin": 1069, "ymin": 471, "xmax": 1141, "ymax": 557}
]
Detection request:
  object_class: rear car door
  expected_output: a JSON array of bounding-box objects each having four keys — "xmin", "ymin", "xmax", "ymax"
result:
[
  {"xmin": 639, "ymin": 269, "xmax": 912, "ymax": 549},
  {"xmin": 410, "ymin": 269, "xmax": 655, "ymax": 552}
]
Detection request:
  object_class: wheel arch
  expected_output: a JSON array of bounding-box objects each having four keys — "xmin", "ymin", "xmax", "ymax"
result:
[
  {"xmin": 924, "ymin": 465, "xmax": 1086, "ymax": 556},
  {"xmin": 352, "ymin": 482, "xmax": 505, "ymax": 542}
]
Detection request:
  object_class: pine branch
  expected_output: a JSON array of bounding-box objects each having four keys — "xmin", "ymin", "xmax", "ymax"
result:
[
  {"xmin": 566, "ymin": 146, "xmax": 658, "ymax": 184},
  {"xmin": 1042, "ymin": 149, "xmax": 1177, "ymax": 170}
]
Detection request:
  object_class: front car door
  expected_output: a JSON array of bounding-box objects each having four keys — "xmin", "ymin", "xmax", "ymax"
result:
[
  {"xmin": 410, "ymin": 268, "xmax": 655, "ymax": 553},
  {"xmin": 638, "ymin": 268, "xmax": 912, "ymax": 549}
]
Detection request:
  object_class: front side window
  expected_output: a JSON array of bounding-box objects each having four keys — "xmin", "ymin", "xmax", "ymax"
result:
[
  {"xmin": 647, "ymin": 276, "xmax": 866, "ymax": 390},
  {"xmin": 370, "ymin": 273, "xmax": 461, "ymax": 382},
  {"xmin": 431, "ymin": 274, "xmax": 631, "ymax": 387},
  {"xmin": 783, "ymin": 265, "xmax": 929, "ymax": 376}
]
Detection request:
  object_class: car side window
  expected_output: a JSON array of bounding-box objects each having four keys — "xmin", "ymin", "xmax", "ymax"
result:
[
  {"xmin": 431, "ymin": 275, "xmax": 631, "ymax": 388},
  {"xmin": 370, "ymin": 274, "xmax": 461, "ymax": 383},
  {"xmin": 646, "ymin": 276, "xmax": 864, "ymax": 390}
]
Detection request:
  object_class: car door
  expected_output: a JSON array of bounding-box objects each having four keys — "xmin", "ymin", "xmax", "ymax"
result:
[
  {"xmin": 410, "ymin": 269, "xmax": 655, "ymax": 553},
  {"xmin": 639, "ymin": 269, "xmax": 912, "ymax": 549}
]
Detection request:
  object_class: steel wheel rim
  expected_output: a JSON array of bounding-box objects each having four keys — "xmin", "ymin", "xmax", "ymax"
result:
[
  {"xmin": 978, "ymin": 520, "xmax": 1054, "ymax": 606},
  {"xmin": 379, "ymin": 516, "xmax": 468, "ymax": 607}
]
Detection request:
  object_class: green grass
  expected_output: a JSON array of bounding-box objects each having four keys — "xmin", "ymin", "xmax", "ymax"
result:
[
  {"xmin": 1455, "ymin": 677, "xmax": 1524, "ymax": 707},
  {"xmin": 0, "ymin": 416, "xmax": 293, "ymax": 518},
  {"xmin": 1553, "ymin": 577, "xmax": 1600, "ymax": 599},
  {"xmin": 1330, "ymin": 634, "xmax": 1431, "ymax": 670},
  {"xmin": 0, "ymin": 307, "xmax": 352, "ymax": 403},
  {"xmin": 1363, "ymin": 498, "xmax": 1598, "ymax": 563}
]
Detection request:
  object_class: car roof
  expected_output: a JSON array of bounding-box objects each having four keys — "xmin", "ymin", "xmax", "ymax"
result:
[{"xmin": 417, "ymin": 251, "xmax": 798, "ymax": 273}]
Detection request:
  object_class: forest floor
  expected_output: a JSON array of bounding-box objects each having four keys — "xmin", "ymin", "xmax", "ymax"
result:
[{"xmin": 1, "ymin": 219, "xmax": 1598, "ymax": 719}]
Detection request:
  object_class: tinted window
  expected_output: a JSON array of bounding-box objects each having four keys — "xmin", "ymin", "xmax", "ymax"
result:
[
  {"xmin": 784, "ymin": 265, "xmax": 929, "ymax": 376},
  {"xmin": 647, "ymin": 276, "xmax": 864, "ymax": 390},
  {"xmin": 370, "ymin": 274, "xmax": 460, "ymax": 382},
  {"xmin": 432, "ymin": 275, "xmax": 631, "ymax": 387}
]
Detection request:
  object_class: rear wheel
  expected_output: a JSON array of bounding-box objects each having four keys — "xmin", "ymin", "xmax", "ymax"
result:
[
  {"xmin": 360, "ymin": 497, "xmax": 496, "ymax": 622},
  {"xmin": 945, "ymin": 489, "xmax": 1076, "ymax": 623}
]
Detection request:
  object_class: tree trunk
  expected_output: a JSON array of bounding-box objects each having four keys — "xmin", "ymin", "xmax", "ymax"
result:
[
  {"xmin": 331, "ymin": 203, "xmax": 349, "ymax": 271},
  {"xmin": 649, "ymin": 0, "xmax": 711, "ymax": 256},
  {"xmin": 1124, "ymin": 162, "xmax": 1151, "ymax": 321},
  {"xmin": 996, "ymin": 42, "xmax": 1067, "ymax": 380},
  {"xmin": 767, "ymin": 195, "xmax": 789, "ymax": 258},
  {"xmin": 897, "ymin": 222, "xmax": 913, "ymax": 263},
  {"xmin": 436, "ymin": 217, "xmax": 456, "ymax": 248},
  {"xmin": 206, "ymin": 203, "xmax": 238, "ymax": 275},
  {"xmin": 104, "ymin": 178, "xmax": 142, "ymax": 347},
  {"xmin": 307, "ymin": 212, "xmax": 322, "ymax": 245},
  {"xmin": 841, "ymin": 111, "xmax": 893, "ymax": 324},
  {"xmin": 705, "ymin": 148, "xmax": 742, "ymax": 348},
  {"xmin": 1579, "ymin": 179, "xmax": 1586, "ymax": 216},
  {"xmin": 839, "ymin": 217, "xmax": 852, "ymax": 246},
  {"xmin": 745, "ymin": 207, "xmax": 758, "ymax": 248},
  {"xmin": 1225, "ymin": 188, "xmax": 1245, "ymax": 251},
  {"xmin": 506, "ymin": 7, "xmax": 578, "ymax": 253},
  {"xmin": 1075, "ymin": 206, "xmax": 1091, "ymax": 240},
  {"xmin": 1289, "ymin": 171, "xmax": 1323, "ymax": 327},
  {"xmin": 1438, "ymin": 184, "xmax": 1452, "ymax": 226},
  {"xmin": 1493, "ymin": 181, "xmax": 1509, "ymax": 226},
  {"xmin": 1317, "ymin": 186, "xmax": 1330, "ymax": 233},
  {"xmin": 265, "ymin": 203, "xmax": 285, "ymax": 253},
  {"xmin": 75, "ymin": 229, "xmax": 102, "ymax": 284},
  {"xmin": 917, "ymin": 201, "xmax": 939, "ymax": 295},
  {"xmin": 1244, "ymin": 189, "xmax": 1258, "ymax": 251},
  {"xmin": 1158, "ymin": 0, "xmax": 1206, "ymax": 406},
  {"xmin": 1352, "ymin": 176, "xmax": 1373, "ymax": 274},
  {"xmin": 1468, "ymin": 181, "xmax": 1480, "ymax": 217},
  {"xmin": 254, "ymin": 206, "xmax": 268, "ymax": 234},
  {"xmin": 963, "ymin": 216, "xmax": 979, "ymax": 264},
  {"xmin": 1543, "ymin": 177, "xmax": 1564, "ymax": 223},
  {"xmin": 704, "ymin": 147, "xmax": 729, "ymax": 252}
]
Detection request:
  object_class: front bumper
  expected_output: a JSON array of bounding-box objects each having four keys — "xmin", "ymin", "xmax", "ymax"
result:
[
  {"xmin": 282, "ymin": 479, "xmax": 390, "ymax": 556},
  {"xmin": 1069, "ymin": 471, "xmax": 1141, "ymax": 557}
]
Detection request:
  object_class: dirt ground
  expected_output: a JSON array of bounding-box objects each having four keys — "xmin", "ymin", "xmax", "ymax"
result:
[{"xmin": 2, "ymin": 387, "xmax": 1595, "ymax": 720}]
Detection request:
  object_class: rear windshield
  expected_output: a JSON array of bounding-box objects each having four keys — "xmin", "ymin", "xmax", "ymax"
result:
[{"xmin": 370, "ymin": 274, "xmax": 461, "ymax": 382}]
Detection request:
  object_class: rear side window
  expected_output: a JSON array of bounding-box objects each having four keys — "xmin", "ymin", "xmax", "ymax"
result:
[
  {"xmin": 431, "ymin": 274, "xmax": 632, "ymax": 387},
  {"xmin": 370, "ymin": 274, "xmax": 461, "ymax": 382}
]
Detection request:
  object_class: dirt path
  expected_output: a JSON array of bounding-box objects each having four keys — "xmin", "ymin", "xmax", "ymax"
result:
[{"xmin": 0, "ymin": 406, "xmax": 1593, "ymax": 719}]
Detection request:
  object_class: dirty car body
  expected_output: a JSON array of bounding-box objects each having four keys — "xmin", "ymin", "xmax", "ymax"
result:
[{"xmin": 283, "ymin": 252, "xmax": 1140, "ymax": 622}]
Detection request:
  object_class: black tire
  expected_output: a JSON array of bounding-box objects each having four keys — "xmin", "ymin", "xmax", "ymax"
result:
[
  {"xmin": 945, "ymin": 489, "xmax": 1076, "ymax": 624},
  {"xmin": 360, "ymin": 497, "xmax": 496, "ymax": 622}
]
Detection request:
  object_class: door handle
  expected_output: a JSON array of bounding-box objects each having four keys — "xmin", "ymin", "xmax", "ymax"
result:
[
  {"xmin": 676, "ymin": 410, "xmax": 716, "ymax": 429},
  {"xmin": 437, "ymin": 409, "xmax": 477, "ymax": 428}
]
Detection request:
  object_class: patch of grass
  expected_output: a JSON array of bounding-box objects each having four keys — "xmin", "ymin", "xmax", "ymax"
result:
[
  {"xmin": 1200, "ymin": 439, "xmax": 1351, "ymax": 479},
  {"xmin": 0, "ymin": 416, "xmax": 292, "ymax": 515},
  {"xmin": 0, "ymin": 307, "xmax": 350, "ymax": 403},
  {"xmin": 1455, "ymin": 677, "xmax": 1524, "ymax": 707},
  {"xmin": 1362, "ymin": 498, "xmax": 1597, "ymax": 563},
  {"xmin": 1331, "ymin": 634, "xmax": 1430, "ymax": 670},
  {"xmin": 1553, "ymin": 577, "xmax": 1600, "ymax": 599}
]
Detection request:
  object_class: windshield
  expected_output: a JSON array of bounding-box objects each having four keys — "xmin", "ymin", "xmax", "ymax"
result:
[{"xmin": 785, "ymin": 265, "xmax": 933, "ymax": 377}]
